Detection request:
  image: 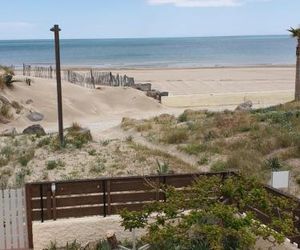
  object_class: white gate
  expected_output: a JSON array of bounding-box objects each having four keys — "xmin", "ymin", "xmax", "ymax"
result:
[{"xmin": 0, "ymin": 188, "xmax": 28, "ymax": 249}]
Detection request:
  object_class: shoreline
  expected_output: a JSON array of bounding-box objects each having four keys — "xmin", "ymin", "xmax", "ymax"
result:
[{"xmin": 14, "ymin": 64, "xmax": 295, "ymax": 71}]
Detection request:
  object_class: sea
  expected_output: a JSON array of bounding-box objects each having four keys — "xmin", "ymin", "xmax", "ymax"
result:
[{"xmin": 0, "ymin": 35, "xmax": 297, "ymax": 68}]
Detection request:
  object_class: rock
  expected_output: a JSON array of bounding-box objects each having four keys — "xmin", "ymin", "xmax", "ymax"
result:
[
  {"xmin": 1, "ymin": 128, "xmax": 17, "ymax": 136},
  {"xmin": 26, "ymin": 111, "xmax": 44, "ymax": 122},
  {"xmin": 0, "ymin": 95, "xmax": 10, "ymax": 105},
  {"xmin": 235, "ymin": 100, "xmax": 253, "ymax": 111},
  {"xmin": 23, "ymin": 124, "xmax": 46, "ymax": 136},
  {"xmin": 25, "ymin": 99, "xmax": 33, "ymax": 104}
]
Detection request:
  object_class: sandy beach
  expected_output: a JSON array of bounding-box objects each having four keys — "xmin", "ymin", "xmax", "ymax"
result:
[{"xmin": 8, "ymin": 65, "xmax": 295, "ymax": 134}]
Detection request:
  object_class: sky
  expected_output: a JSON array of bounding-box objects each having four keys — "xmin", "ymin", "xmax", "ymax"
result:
[{"xmin": 0, "ymin": 0, "xmax": 299, "ymax": 39}]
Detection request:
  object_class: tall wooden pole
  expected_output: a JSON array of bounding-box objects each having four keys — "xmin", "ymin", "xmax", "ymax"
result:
[
  {"xmin": 295, "ymin": 38, "xmax": 300, "ymax": 101},
  {"xmin": 50, "ymin": 24, "xmax": 64, "ymax": 146}
]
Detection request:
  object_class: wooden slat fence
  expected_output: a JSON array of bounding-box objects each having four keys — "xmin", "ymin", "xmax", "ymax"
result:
[
  {"xmin": 24, "ymin": 172, "xmax": 300, "ymax": 248},
  {"xmin": 22, "ymin": 64, "xmax": 135, "ymax": 89},
  {"xmin": 0, "ymin": 188, "xmax": 28, "ymax": 250}
]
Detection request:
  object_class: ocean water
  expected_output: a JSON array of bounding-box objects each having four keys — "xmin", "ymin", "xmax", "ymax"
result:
[{"xmin": 0, "ymin": 35, "xmax": 297, "ymax": 68}]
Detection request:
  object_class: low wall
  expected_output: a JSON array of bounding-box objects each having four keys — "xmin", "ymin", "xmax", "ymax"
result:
[
  {"xmin": 161, "ymin": 90, "xmax": 294, "ymax": 108},
  {"xmin": 33, "ymin": 215, "xmax": 145, "ymax": 250}
]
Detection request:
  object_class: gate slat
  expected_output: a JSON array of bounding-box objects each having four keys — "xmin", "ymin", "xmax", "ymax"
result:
[
  {"xmin": 10, "ymin": 190, "xmax": 18, "ymax": 249},
  {"xmin": 17, "ymin": 189, "xmax": 26, "ymax": 248},
  {"xmin": 0, "ymin": 190, "xmax": 5, "ymax": 249},
  {"xmin": 4, "ymin": 190, "xmax": 12, "ymax": 249}
]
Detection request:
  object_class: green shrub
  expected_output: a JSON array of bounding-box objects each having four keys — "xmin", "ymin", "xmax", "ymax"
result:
[
  {"xmin": 18, "ymin": 149, "xmax": 35, "ymax": 166},
  {"xmin": 161, "ymin": 128, "xmax": 188, "ymax": 144},
  {"xmin": 88, "ymin": 149, "xmax": 97, "ymax": 156},
  {"xmin": 101, "ymin": 140, "xmax": 110, "ymax": 146},
  {"xmin": 37, "ymin": 137, "xmax": 51, "ymax": 147},
  {"xmin": 210, "ymin": 160, "xmax": 227, "ymax": 172},
  {"xmin": 178, "ymin": 112, "xmax": 188, "ymax": 123},
  {"xmin": 264, "ymin": 157, "xmax": 282, "ymax": 171},
  {"xmin": 46, "ymin": 160, "xmax": 65, "ymax": 170},
  {"xmin": 181, "ymin": 144, "xmax": 206, "ymax": 155},
  {"xmin": 198, "ymin": 154, "xmax": 209, "ymax": 165},
  {"xmin": 156, "ymin": 160, "xmax": 170, "ymax": 175},
  {"xmin": 15, "ymin": 167, "xmax": 30, "ymax": 186},
  {"xmin": 90, "ymin": 162, "xmax": 105, "ymax": 174},
  {"xmin": 66, "ymin": 129, "xmax": 92, "ymax": 149},
  {"xmin": 1, "ymin": 146, "xmax": 13, "ymax": 159},
  {"xmin": 0, "ymin": 104, "xmax": 12, "ymax": 119}
]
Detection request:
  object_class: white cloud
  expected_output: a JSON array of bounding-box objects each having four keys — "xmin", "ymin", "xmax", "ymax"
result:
[{"xmin": 147, "ymin": 0, "xmax": 270, "ymax": 7}]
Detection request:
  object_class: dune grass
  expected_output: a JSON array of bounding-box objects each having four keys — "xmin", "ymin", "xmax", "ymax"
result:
[{"xmin": 121, "ymin": 102, "xmax": 300, "ymax": 182}]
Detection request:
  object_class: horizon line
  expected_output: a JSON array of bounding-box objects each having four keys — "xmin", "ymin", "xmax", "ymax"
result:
[{"xmin": 0, "ymin": 34, "xmax": 289, "ymax": 41}]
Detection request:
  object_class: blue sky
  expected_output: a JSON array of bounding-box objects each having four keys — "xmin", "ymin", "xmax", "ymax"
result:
[{"xmin": 0, "ymin": 0, "xmax": 299, "ymax": 39}]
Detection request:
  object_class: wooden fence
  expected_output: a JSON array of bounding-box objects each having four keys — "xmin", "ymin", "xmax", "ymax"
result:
[
  {"xmin": 24, "ymin": 172, "xmax": 300, "ymax": 248},
  {"xmin": 0, "ymin": 188, "xmax": 28, "ymax": 250},
  {"xmin": 22, "ymin": 64, "xmax": 135, "ymax": 88}
]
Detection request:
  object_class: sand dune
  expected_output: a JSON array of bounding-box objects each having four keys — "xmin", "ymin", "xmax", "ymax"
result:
[{"xmin": 1, "ymin": 76, "xmax": 164, "ymax": 133}]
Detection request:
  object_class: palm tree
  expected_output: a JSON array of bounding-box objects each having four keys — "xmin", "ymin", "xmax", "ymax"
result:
[{"xmin": 288, "ymin": 27, "xmax": 300, "ymax": 101}]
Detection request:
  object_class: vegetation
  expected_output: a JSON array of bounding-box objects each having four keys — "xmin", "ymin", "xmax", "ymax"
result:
[
  {"xmin": 288, "ymin": 27, "xmax": 300, "ymax": 101},
  {"xmin": 0, "ymin": 131, "xmax": 195, "ymax": 187},
  {"xmin": 46, "ymin": 160, "xmax": 65, "ymax": 170},
  {"xmin": 0, "ymin": 65, "xmax": 16, "ymax": 89},
  {"xmin": 121, "ymin": 175, "xmax": 296, "ymax": 250},
  {"xmin": 121, "ymin": 103, "xmax": 300, "ymax": 183}
]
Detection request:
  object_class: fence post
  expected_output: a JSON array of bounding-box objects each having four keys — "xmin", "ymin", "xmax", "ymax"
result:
[
  {"xmin": 163, "ymin": 176, "xmax": 167, "ymax": 202},
  {"xmin": 107, "ymin": 180, "xmax": 111, "ymax": 215},
  {"xmin": 40, "ymin": 184, "xmax": 44, "ymax": 222},
  {"xmin": 25, "ymin": 184, "xmax": 34, "ymax": 249},
  {"xmin": 102, "ymin": 180, "xmax": 107, "ymax": 217},
  {"xmin": 90, "ymin": 69, "xmax": 95, "ymax": 88}
]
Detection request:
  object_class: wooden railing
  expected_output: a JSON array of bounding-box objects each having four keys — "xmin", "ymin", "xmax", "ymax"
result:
[{"xmin": 24, "ymin": 172, "xmax": 300, "ymax": 248}]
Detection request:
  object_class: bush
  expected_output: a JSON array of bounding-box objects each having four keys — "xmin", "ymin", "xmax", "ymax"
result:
[
  {"xmin": 18, "ymin": 149, "xmax": 35, "ymax": 166},
  {"xmin": 46, "ymin": 160, "xmax": 65, "ymax": 170},
  {"xmin": 121, "ymin": 176, "xmax": 296, "ymax": 250},
  {"xmin": 88, "ymin": 149, "xmax": 97, "ymax": 156},
  {"xmin": 198, "ymin": 154, "xmax": 209, "ymax": 165},
  {"xmin": 89, "ymin": 160, "xmax": 105, "ymax": 174},
  {"xmin": 15, "ymin": 167, "xmax": 30, "ymax": 186},
  {"xmin": 156, "ymin": 160, "xmax": 170, "ymax": 174},
  {"xmin": 264, "ymin": 157, "xmax": 282, "ymax": 171},
  {"xmin": 210, "ymin": 160, "xmax": 227, "ymax": 172},
  {"xmin": 178, "ymin": 112, "xmax": 188, "ymax": 123},
  {"xmin": 0, "ymin": 104, "xmax": 12, "ymax": 119},
  {"xmin": 66, "ymin": 129, "xmax": 92, "ymax": 149},
  {"xmin": 37, "ymin": 137, "xmax": 51, "ymax": 147},
  {"xmin": 161, "ymin": 128, "xmax": 188, "ymax": 144},
  {"xmin": 70, "ymin": 122, "xmax": 82, "ymax": 132},
  {"xmin": 181, "ymin": 144, "xmax": 206, "ymax": 155}
]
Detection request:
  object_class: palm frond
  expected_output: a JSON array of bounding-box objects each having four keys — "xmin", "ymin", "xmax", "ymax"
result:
[{"xmin": 288, "ymin": 27, "xmax": 300, "ymax": 38}]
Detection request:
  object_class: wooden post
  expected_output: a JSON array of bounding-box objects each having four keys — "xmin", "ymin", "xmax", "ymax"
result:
[
  {"xmin": 50, "ymin": 66, "xmax": 53, "ymax": 79},
  {"xmin": 102, "ymin": 180, "xmax": 107, "ymax": 217},
  {"xmin": 107, "ymin": 180, "xmax": 111, "ymax": 215},
  {"xmin": 90, "ymin": 69, "xmax": 95, "ymax": 88},
  {"xmin": 163, "ymin": 176, "xmax": 167, "ymax": 202},
  {"xmin": 40, "ymin": 184, "xmax": 44, "ymax": 222},
  {"xmin": 25, "ymin": 184, "xmax": 33, "ymax": 249},
  {"xmin": 50, "ymin": 24, "xmax": 64, "ymax": 146}
]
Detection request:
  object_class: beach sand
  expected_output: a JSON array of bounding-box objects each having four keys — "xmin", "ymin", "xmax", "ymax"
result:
[
  {"xmin": 5, "ymin": 65, "xmax": 295, "ymax": 134},
  {"xmin": 109, "ymin": 66, "xmax": 295, "ymax": 108}
]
